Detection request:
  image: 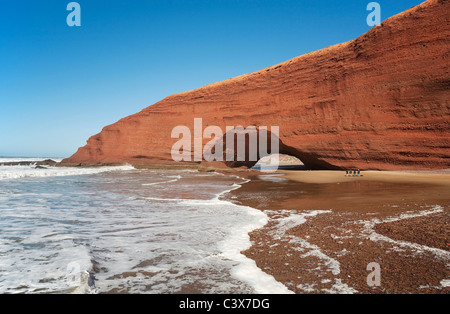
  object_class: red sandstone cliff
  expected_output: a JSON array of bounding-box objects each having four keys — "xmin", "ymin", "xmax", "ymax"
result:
[{"xmin": 62, "ymin": 0, "xmax": 450, "ymax": 170}]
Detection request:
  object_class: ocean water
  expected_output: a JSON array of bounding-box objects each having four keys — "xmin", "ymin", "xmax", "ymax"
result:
[{"xmin": 0, "ymin": 158, "xmax": 291, "ymax": 294}]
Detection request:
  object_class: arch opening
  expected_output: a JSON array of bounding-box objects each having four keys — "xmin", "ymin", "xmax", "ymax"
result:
[
  {"xmin": 218, "ymin": 127, "xmax": 341, "ymax": 171},
  {"xmin": 252, "ymin": 154, "xmax": 306, "ymax": 171}
]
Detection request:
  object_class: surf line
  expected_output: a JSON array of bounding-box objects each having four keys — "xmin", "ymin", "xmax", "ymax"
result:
[{"xmin": 142, "ymin": 176, "xmax": 180, "ymax": 186}]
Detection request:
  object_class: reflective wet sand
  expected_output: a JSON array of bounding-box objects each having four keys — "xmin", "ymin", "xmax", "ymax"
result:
[{"xmin": 226, "ymin": 172, "xmax": 450, "ymax": 294}]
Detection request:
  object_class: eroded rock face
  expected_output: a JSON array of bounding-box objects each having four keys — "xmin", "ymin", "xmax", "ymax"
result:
[{"xmin": 62, "ymin": 0, "xmax": 450, "ymax": 170}]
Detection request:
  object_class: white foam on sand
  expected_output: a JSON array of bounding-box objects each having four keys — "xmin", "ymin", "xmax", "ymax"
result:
[
  {"xmin": 219, "ymin": 203, "xmax": 294, "ymax": 294},
  {"xmin": 176, "ymin": 179, "xmax": 294, "ymax": 294},
  {"xmin": 0, "ymin": 168, "xmax": 290, "ymax": 294},
  {"xmin": 0, "ymin": 235, "xmax": 94, "ymax": 294},
  {"xmin": 265, "ymin": 210, "xmax": 358, "ymax": 294},
  {"xmin": 142, "ymin": 175, "xmax": 182, "ymax": 186},
  {"xmin": 440, "ymin": 279, "xmax": 450, "ymax": 288},
  {"xmin": 171, "ymin": 179, "xmax": 293, "ymax": 294},
  {"xmin": 206, "ymin": 177, "xmax": 294, "ymax": 293},
  {"xmin": 89, "ymin": 172, "xmax": 293, "ymax": 294},
  {"xmin": 360, "ymin": 205, "xmax": 450, "ymax": 259}
]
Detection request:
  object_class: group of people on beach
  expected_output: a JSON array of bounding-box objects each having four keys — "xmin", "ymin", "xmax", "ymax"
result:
[{"xmin": 346, "ymin": 169, "xmax": 362, "ymax": 177}]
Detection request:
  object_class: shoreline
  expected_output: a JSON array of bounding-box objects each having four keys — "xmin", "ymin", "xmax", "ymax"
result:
[
  {"xmin": 279, "ymin": 170, "xmax": 450, "ymax": 186},
  {"xmin": 28, "ymin": 156, "xmax": 450, "ymax": 184},
  {"xmin": 2, "ymin": 160, "xmax": 449, "ymax": 293},
  {"xmin": 224, "ymin": 170, "xmax": 450, "ymax": 294}
]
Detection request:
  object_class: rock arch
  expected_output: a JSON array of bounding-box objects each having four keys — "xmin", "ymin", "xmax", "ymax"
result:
[
  {"xmin": 217, "ymin": 127, "xmax": 340, "ymax": 170},
  {"xmin": 61, "ymin": 1, "xmax": 450, "ymax": 171}
]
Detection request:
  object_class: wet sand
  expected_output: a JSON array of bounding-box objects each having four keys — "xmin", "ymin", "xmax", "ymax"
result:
[
  {"xmin": 225, "ymin": 171, "xmax": 450, "ymax": 294},
  {"xmin": 281, "ymin": 170, "xmax": 450, "ymax": 186}
]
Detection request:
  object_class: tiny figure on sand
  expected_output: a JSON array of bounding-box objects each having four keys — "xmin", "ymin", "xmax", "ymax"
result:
[{"xmin": 345, "ymin": 169, "xmax": 362, "ymax": 177}]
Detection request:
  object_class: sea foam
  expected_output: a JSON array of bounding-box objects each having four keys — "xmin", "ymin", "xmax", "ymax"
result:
[
  {"xmin": 0, "ymin": 168, "xmax": 292, "ymax": 294},
  {"xmin": 0, "ymin": 164, "xmax": 135, "ymax": 181}
]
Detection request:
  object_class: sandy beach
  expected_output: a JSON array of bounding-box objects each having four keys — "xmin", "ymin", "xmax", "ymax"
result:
[
  {"xmin": 281, "ymin": 170, "xmax": 450, "ymax": 186},
  {"xmin": 226, "ymin": 170, "xmax": 450, "ymax": 294}
]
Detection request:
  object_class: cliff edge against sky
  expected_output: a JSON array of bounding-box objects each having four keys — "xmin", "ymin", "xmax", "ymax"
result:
[{"xmin": 62, "ymin": 0, "xmax": 449, "ymax": 170}]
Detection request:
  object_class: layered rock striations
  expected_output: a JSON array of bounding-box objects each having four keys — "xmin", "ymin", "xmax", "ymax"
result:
[{"xmin": 62, "ymin": 0, "xmax": 450, "ymax": 170}]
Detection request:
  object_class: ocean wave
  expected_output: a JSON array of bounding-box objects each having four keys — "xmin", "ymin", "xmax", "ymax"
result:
[
  {"xmin": 0, "ymin": 164, "xmax": 135, "ymax": 181},
  {"xmin": 0, "ymin": 157, "xmax": 64, "ymax": 163},
  {"xmin": 142, "ymin": 175, "xmax": 182, "ymax": 186},
  {"xmin": 0, "ymin": 168, "xmax": 294, "ymax": 294}
]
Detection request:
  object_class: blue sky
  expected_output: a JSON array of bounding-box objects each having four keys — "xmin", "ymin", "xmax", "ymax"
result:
[{"xmin": 0, "ymin": 0, "xmax": 425, "ymax": 157}]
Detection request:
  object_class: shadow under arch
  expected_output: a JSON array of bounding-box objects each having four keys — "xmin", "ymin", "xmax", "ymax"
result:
[{"xmin": 212, "ymin": 126, "xmax": 341, "ymax": 170}]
